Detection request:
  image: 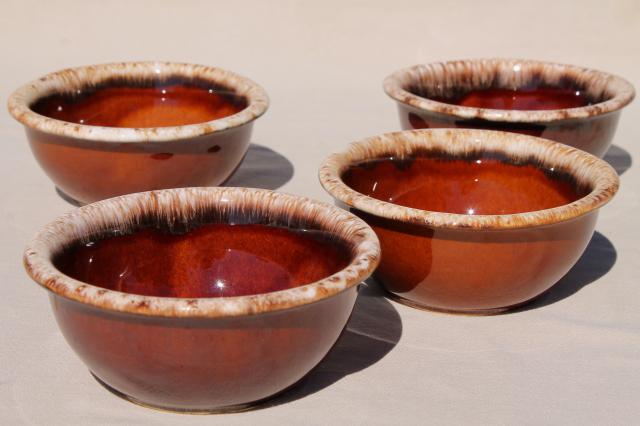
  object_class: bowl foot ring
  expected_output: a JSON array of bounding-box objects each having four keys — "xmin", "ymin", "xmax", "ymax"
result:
[
  {"xmin": 385, "ymin": 291, "xmax": 531, "ymax": 316},
  {"xmin": 55, "ymin": 187, "xmax": 85, "ymax": 207},
  {"xmin": 91, "ymin": 373, "xmax": 270, "ymax": 415}
]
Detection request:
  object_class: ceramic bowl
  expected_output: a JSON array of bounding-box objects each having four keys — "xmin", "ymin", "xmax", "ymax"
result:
[
  {"xmin": 383, "ymin": 58, "xmax": 634, "ymax": 157},
  {"xmin": 23, "ymin": 187, "xmax": 380, "ymax": 412},
  {"xmin": 319, "ymin": 129, "xmax": 619, "ymax": 314},
  {"xmin": 8, "ymin": 62, "xmax": 269, "ymax": 204}
]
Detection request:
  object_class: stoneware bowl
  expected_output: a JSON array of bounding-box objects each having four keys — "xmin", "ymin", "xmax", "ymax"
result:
[
  {"xmin": 23, "ymin": 187, "xmax": 380, "ymax": 413},
  {"xmin": 383, "ymin": 58, "xmax": 634, "ymax": 157},
  {"xmin": 319, "ymin": 129, "xmax": 619, "ymax": 314},
  {"xmin": 8, "ymin": 62, "xmax": 269, "ymax": 204}
]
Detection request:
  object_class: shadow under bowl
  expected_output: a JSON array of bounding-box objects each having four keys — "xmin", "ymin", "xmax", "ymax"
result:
[
  {"xmin": 319, "ymin": 128, "xmax": 619, "ymax": 314},
  {"xmin": 8, "ymin": 62, "xmax": 269, "ymax": 203},
  {"xmin": 23, "ymin": 187, "xmax": 380, "ymax": 412},
  {"xmin": 383, "ymin": 58, "xmax": 635, "ymax": 157}
]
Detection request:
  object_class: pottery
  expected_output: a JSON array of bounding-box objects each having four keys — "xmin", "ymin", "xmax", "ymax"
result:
[
  {"xmin": 23, "ymin": 187, "xmax": 380, "ymax": 412},
  {"xmin": 8, "ymin": 62, "xmax": 269, "ymax": 204},
  {"xmin": 383, "ymin": 59, "xmax": 634, "ymax": 157},
  {"xmin": 319, "ymin": 129, "xmax": 619, "ymax": 314}
]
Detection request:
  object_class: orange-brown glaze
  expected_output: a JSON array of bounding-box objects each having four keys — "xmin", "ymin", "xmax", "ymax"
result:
[
  {"xmin": 26, "ymin": 124, "xmax": 252, "ymax": 203},
  {"xmin": 361, "ymin": 211, "xmax": 596, "ymax": 312},
  {"xmin": 10, "ymin": 63, "xmax": 269, "ymax": 204},
  {"xmin": 342, "ymin": 156, "xmax": 586, "ymax": 215},
  {"xmin": 320, "ymin": 128, "xmax": 618, "ymax": 314},
  {"xmin": 431, "ymin": 87, "xmax": 593, "ymax": 111},
  {"xmin": 25, "ymin": 186, "xmax": 378, "ymax": 411},
  {"xmin": 340, "ymin": 151, "xmax": 597, "ymax": 313},
  {"xmin": 399, "ymin": 104, "xmax": 621, "ymax": 157},
  {"xmin": 385, "ymin": 59, "xmax": 634, "ymax": 157},
  {"xmin": 31, "ymin": 83, "xmax": 246, "ymax": 128},
  {"xmin": 51, "ymin": 287, "xmax": 357, "ymax": 411},
  {"xmin": 55, "ymin": 224, "xmax": 350, "ymax": 298}
]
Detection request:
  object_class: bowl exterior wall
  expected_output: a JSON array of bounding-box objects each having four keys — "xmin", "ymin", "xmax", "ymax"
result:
[
  {"xmin": 397, "ymin": 103, "xmax": 621, "ymax": 157},
  {"xmin": 354, "ymin": 208, "xmax": 597, "ymax": 313},
  {"xmin": 50, "ymin": 285, "xmax": 357, "ymax": 411},
  {"xmin": 25, "ymin": 123, "xmax": 253, "ymax": 203}
]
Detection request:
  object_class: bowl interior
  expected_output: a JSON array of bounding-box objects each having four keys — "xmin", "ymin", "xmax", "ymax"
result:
[
  {"xmin": 403, "ymin": 60, "xmax": 616, "ymax": 111},
  {"xmin": 341, "ymin": 149, "xmax": 592, "ymax": 216},
  {"xmin": 30, "ymin": 76, "xmax": 248, "ymax": 128},
  {"xmin": 52, "ymin": 208, "xmax": 353, "ymax": 299}
]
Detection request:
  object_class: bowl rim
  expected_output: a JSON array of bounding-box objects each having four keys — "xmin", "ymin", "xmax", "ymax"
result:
[
  {"xmin": 318, "ymin": 128, "xmax": 619, "ymax": 230},
  {"xmin": 7, "ymin": 61, "xmax": 269, "ymax": 143},
  {"xmin": 383, "ymin": 58, "xmax": 635, "ymax": 123},
  {"xmin": 23, "ymin": 187, "xmax": 380, "ymax": 318}
]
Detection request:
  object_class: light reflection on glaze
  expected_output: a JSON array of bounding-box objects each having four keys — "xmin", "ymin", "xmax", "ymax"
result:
[
  {"xmin": 31, "ymin": 83, "xmax": 247, "ymax": 128},
  {"xmin": 54, "ymin": 224, "xmax": 350, "ymax": 298},
  {"xmin": 430, "ymin": 87, "xmax": 594, "ymax": 111},
  {"xmin": 342, "ymin": 156, "xmax": 586, "ymax": 215}
]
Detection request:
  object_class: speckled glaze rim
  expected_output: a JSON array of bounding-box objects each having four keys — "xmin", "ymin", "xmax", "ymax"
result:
[
  {"xmin": 319, "ymin": 129, "xmax": 619, "ymax": 230},
  {"xmin": 23, "ymin": 187, "xmax": 380, "ymax": 318},
  {"xmin": 7, "ymin": 61, "xmax": 269, "ymax": 143},
  {"xmin": 383, "ymin": 58, "xmax": 635, "ymax": 123}
]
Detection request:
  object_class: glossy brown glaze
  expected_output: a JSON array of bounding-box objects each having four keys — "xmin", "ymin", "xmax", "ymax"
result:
[
  {"xmin": 26, "ymin": 125, "xmax": 252, "ymax": 203},
  {"xmin": 384, "ymin": 59, "xmax": 635, "ymax": 157},
  {"xmin": 430, "ymin": 87, "xmax": 593, "ymax": 110},
  {"xmin": 401, "ymin": 103, "xmax": 621, "ymax": 157},
  {"xmin": 8, "ymin": 62, "xmax": 269, "ymax": 204},
  {"xmin": 319, "ymin": 129, "xmax": 619, "ymax": 314},
  {"xmin": 55, "ymin": 224, "xmax": 350, "ymax": 298},
  {"xmin": 31, "ymin": 81, "xmax": 247, "ymax": 128},
  {"xmin": 358, "ymin": 210, "xmax": 597, "ymax": 313},
  {"xmin": 341, "ymin": 153, "xmax": 593, "ymax": 312},
  {"xmin": 50, "ymin": 287, "xmax": 357, "ymax": 412},
  {"xmin": 342, "ymin": 155, "xmax": 586, "ymax": 215},
  {"xmin": 23, "ymin": 188, "xmax": 380, "ymax": 412}
]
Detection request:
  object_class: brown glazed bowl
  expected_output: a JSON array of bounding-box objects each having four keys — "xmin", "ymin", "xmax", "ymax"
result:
[
  {"xmin": 23, "ymin": 187, "xmax": 380, "ymax": 413},
  {"xmin": 319, "ymin": 129, "xmax": 619, "ymax": 315},
  {"xmin": 8, "ymin": 62, "xmax": 269, "ymax": 204},
  {"xmin": 383, "ymin": 58, "xmax": 634, "ymax": 157}
]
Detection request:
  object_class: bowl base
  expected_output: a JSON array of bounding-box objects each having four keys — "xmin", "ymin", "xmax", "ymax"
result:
[
  {"xmin": 385, "ymin": 292, "xmax": 530, "ymax": 316},
  {"xmin": 91, "ymin": 373, "xmax": 274, "ymax": 415},
  {"xmin": 55, "ymin": 187, "xmax": 85, "ymax": 207}
]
